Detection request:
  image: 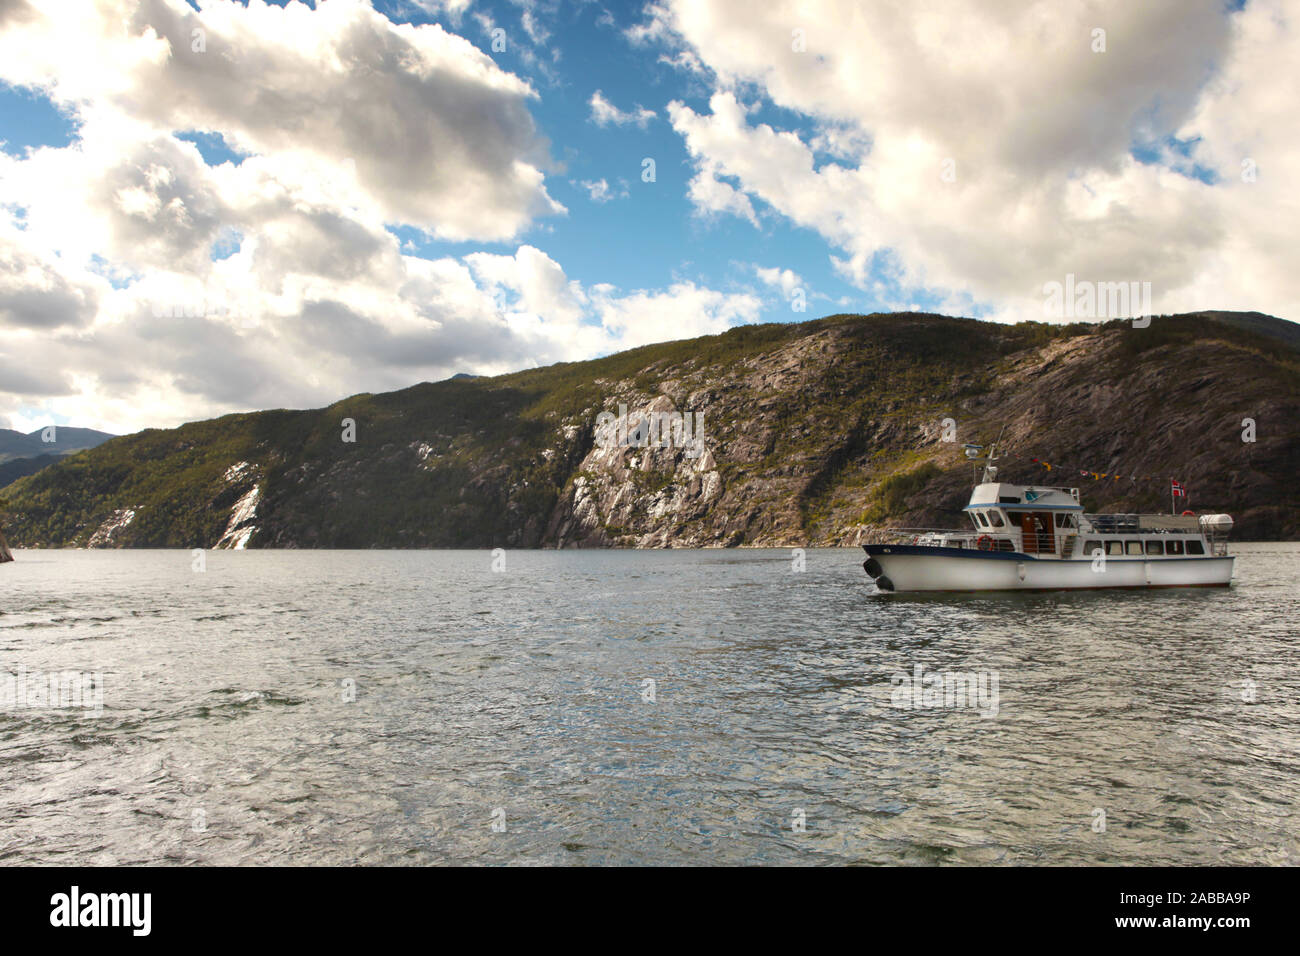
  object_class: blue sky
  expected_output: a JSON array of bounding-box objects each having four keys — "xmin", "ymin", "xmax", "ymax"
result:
[
  {"xmin": 365, "ymin": 0, "xmax": 893, "ymax": 317},
  {"xmin": 0, "ymin": 83, "xmax": 80, "ymax": 155},
  {"xmin": 0, "ymin": 0, "xmax": 1292, "ymax": 433}
]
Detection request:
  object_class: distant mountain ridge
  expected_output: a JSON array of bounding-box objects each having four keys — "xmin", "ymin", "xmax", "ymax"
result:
[
  {"xmin": 0, "ymin": 427, "xmax": 116, "ymax": 464},
  {"xmin": 2, "ymin": 310, "xmax": 1298, "ymax": 548},
  {"xmin": 1190, "ymin": 310, "xmax": 1300, "ymax": 351},
  {"xmin": 0, "ymin": 453, "xmax": 67, "ymax": 489}
]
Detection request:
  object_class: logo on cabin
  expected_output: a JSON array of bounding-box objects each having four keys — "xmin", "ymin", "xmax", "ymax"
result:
[{"xmin": 1024, "ymin": 489, "xmax": 1041, "ymax": 502}]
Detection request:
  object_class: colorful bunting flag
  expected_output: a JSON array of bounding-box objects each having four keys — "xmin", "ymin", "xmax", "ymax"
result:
[{"xmin": 991, "ymin": 449, "xmax": 1180, "ymax": 487}]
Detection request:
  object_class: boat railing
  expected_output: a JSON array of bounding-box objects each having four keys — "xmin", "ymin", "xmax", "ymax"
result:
[
  {"xmin": 1206, "ymin": 532, "xmax": 1230, "ymax": 556},
  {"xmin": 869, "ymin": 528, "xmax": 1025, "ymax": 552},
  {"xmin": 866, "ymin": 528, "xmax": 980, "ymax": 547},
  {"xmin": 1083, "ymin": 514, "xmax": 1203, "ymax": 534},
  {"xmin": 1022, "ymin": 531, "xmax": 1061, "ymax": 555},
  {"xmin": 1084, "ymin": 514, "xmax": 1140, "ymax": 533}
]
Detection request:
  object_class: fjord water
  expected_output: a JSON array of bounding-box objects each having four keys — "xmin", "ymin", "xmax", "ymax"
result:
[{"xmin": 2, "ymin": 545, "xmax": 1297, "ymax": 866}]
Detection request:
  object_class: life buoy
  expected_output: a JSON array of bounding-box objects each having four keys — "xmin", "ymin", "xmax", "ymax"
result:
[
  {"xmin": 976, "ymin": 534, "xmax": 994, "ymax": 551},
  {"xmin": 1181, "ymin": 510, "xmax": 1195, "ymax": 516}
]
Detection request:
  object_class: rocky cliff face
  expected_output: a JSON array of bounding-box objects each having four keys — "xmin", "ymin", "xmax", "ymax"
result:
[
  {"xmin": 547, "ymin": 394, "xmax": 725, "ymax": 547},
  {"xmin": 4, "ymin": 311, "xmax": 1298, "ymax": 548}
]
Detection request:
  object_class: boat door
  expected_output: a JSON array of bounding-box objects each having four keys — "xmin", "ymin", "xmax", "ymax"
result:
[
  {"xmin": 1018, "ymin": 512, "xmax": 1053, "ymax": 554},
  {"xmin": 1018, "ymin": 513, "xmax": 1038, "ymax": 553}
]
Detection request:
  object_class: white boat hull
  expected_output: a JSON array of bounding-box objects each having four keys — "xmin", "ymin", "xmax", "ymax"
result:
[{"xmin": 863, "ymin": 545, "xmax": 1233, "ymax": 592}]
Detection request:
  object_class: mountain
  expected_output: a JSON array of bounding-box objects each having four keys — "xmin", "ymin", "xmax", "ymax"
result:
[
  {"xmin": 0, "ymin": 427, "xmax": 115, "ymax": 464},
  {"xmin": 1190, "ymin": 310, "xmax": 1300, "ymax": 351},
  {"xmin": 0, "ymin": 427, "xmax": 115, "ymax": 491},
  {"xmin": 2, "ymin": 311, "xmax": 1298, "ymax": 548},
  {"xmin": 0, "ymin": 453, "xmax": 67, "ymax": 488}
]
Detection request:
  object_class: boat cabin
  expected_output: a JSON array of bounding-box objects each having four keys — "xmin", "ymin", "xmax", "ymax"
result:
[
  {"xmin": 964, "ymin": 482, "xmax": 1082, "ymax": 555},
  {"xmin": 954, "ymin": 482, "xmax": 1226, "ymax": 559}
]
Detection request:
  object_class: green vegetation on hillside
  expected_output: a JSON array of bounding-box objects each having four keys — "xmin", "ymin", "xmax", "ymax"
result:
[{"xmin": 4, "ymin": 310, "xmax": 1298, "ymax": 547}]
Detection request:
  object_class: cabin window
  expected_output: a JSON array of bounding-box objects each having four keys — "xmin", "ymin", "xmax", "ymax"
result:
[
  {"xmin": 1186, "ymin": 540, "xmax": 1205, "ymax": 555},
  {"xmin": 987, "ymin": 511, "xmax": 1005, "ymax": 527},
  {"xmin": 974, "ymin": 511, "xmax": 988, "ymax": 528},
  {"xmin": 1105, "ymin": 540, "xmax": 1124, "ymax": 556},
  {"xmin": 1167, "ymin": 539, "xmax": 1185, "ymax": 555},
  {"xmin": 1054, "ymin": 513, "xmax": 1073, "ymax": 528},
  {"xmin": 1126, "ymin": 540, "xmax": 1143, "ymax": 555},
  {"xmin": 1145, "ymin": 540, "xmax": 1163, "ymax": 556},
  {"xmin": 1083, "ymin": 540, "xmax": 1102, "ymax": 556}
]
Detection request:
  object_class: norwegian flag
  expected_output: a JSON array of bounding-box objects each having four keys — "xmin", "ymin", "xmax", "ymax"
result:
[{"xmin": 1171, "ymin": 479, "xmax": 1187, "ymax": 497}]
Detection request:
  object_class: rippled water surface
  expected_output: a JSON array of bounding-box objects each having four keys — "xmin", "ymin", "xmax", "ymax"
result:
[{"xmin": 1, "ymin": 545, "xmax": 1297, "ymax": 865}]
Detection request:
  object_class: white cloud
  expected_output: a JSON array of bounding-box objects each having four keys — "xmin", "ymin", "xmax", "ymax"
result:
[
  {"xmin": 623, "ymin": 2, "xmax": 674, "ymax": 48},
  {"xmin": 0, "ymin": 0, "xmax": 766, "ymax": 433},
  {"xmin": 467, "ymin": 244, "xmax": 587, "ymax": 327},
  {"xmin": 754, "ymin": 265, "xmax": 803, "ymax": 299},
  {"xmin": 590, "ymin": 281, "xmax": 762, "ymax": 351},
  {"xmin": 0, "ymin": 0, "xmax": 564, "ymax": 243},
  {"xmin": 0, "ymin": 217, "xmax": 104, "ymax": 332},
  {"xmin": 0, "ymin": 144, "xmax": 759, "ymax": 432},
  {"xmin": 588, "ymin": 90, "xmax": 657, "ymax": 128},
  {"xmin": 519, "ymin": 8, "xmax": 549, "ymax": 46},
  {"xmin": 577, "ymin": 177, "xmax": 628, "ymax": 203},
  {"xmin": 406, "ymin": 0, "xmax": 474, "ymax": 22},
  {"xmin": 0, "ymin": 0, "xmax": 668, "ymax": 433},
  {"xmin": 581, "ymin": 178, "xmax": 612, "ymax": 203},
  {"xmin": 652, "ymin": 0, "xmax": 1299, "ymax": 322},
  {"xmin": 684, "ymin": 164, "xmax": 759, "ymax": 227}
]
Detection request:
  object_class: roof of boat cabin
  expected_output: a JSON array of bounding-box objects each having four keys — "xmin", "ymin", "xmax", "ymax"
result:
[{"xmin": 965, "ymin": 482, "xmax": 1083, "ymax": 510}]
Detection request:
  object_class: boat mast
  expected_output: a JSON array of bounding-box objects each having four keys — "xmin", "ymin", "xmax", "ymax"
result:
[{"xmin": 981, "ymin": 425, "xmax": 1006, "ymax": 484}]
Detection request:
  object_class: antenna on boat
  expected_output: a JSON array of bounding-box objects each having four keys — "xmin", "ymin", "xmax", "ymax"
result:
[
  {"xmin": 978, "ymin": 425, "xmax": 1005, "ymax": 484},
  {"xmin": 961, "ymin": 426, "xmax": 1006, "ymax": 484}
]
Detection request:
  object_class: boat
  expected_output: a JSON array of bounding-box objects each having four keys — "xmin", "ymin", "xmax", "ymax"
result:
[{"xmin": 861, "ymin": 442, "xmax": 1234, "ymax": 592}]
